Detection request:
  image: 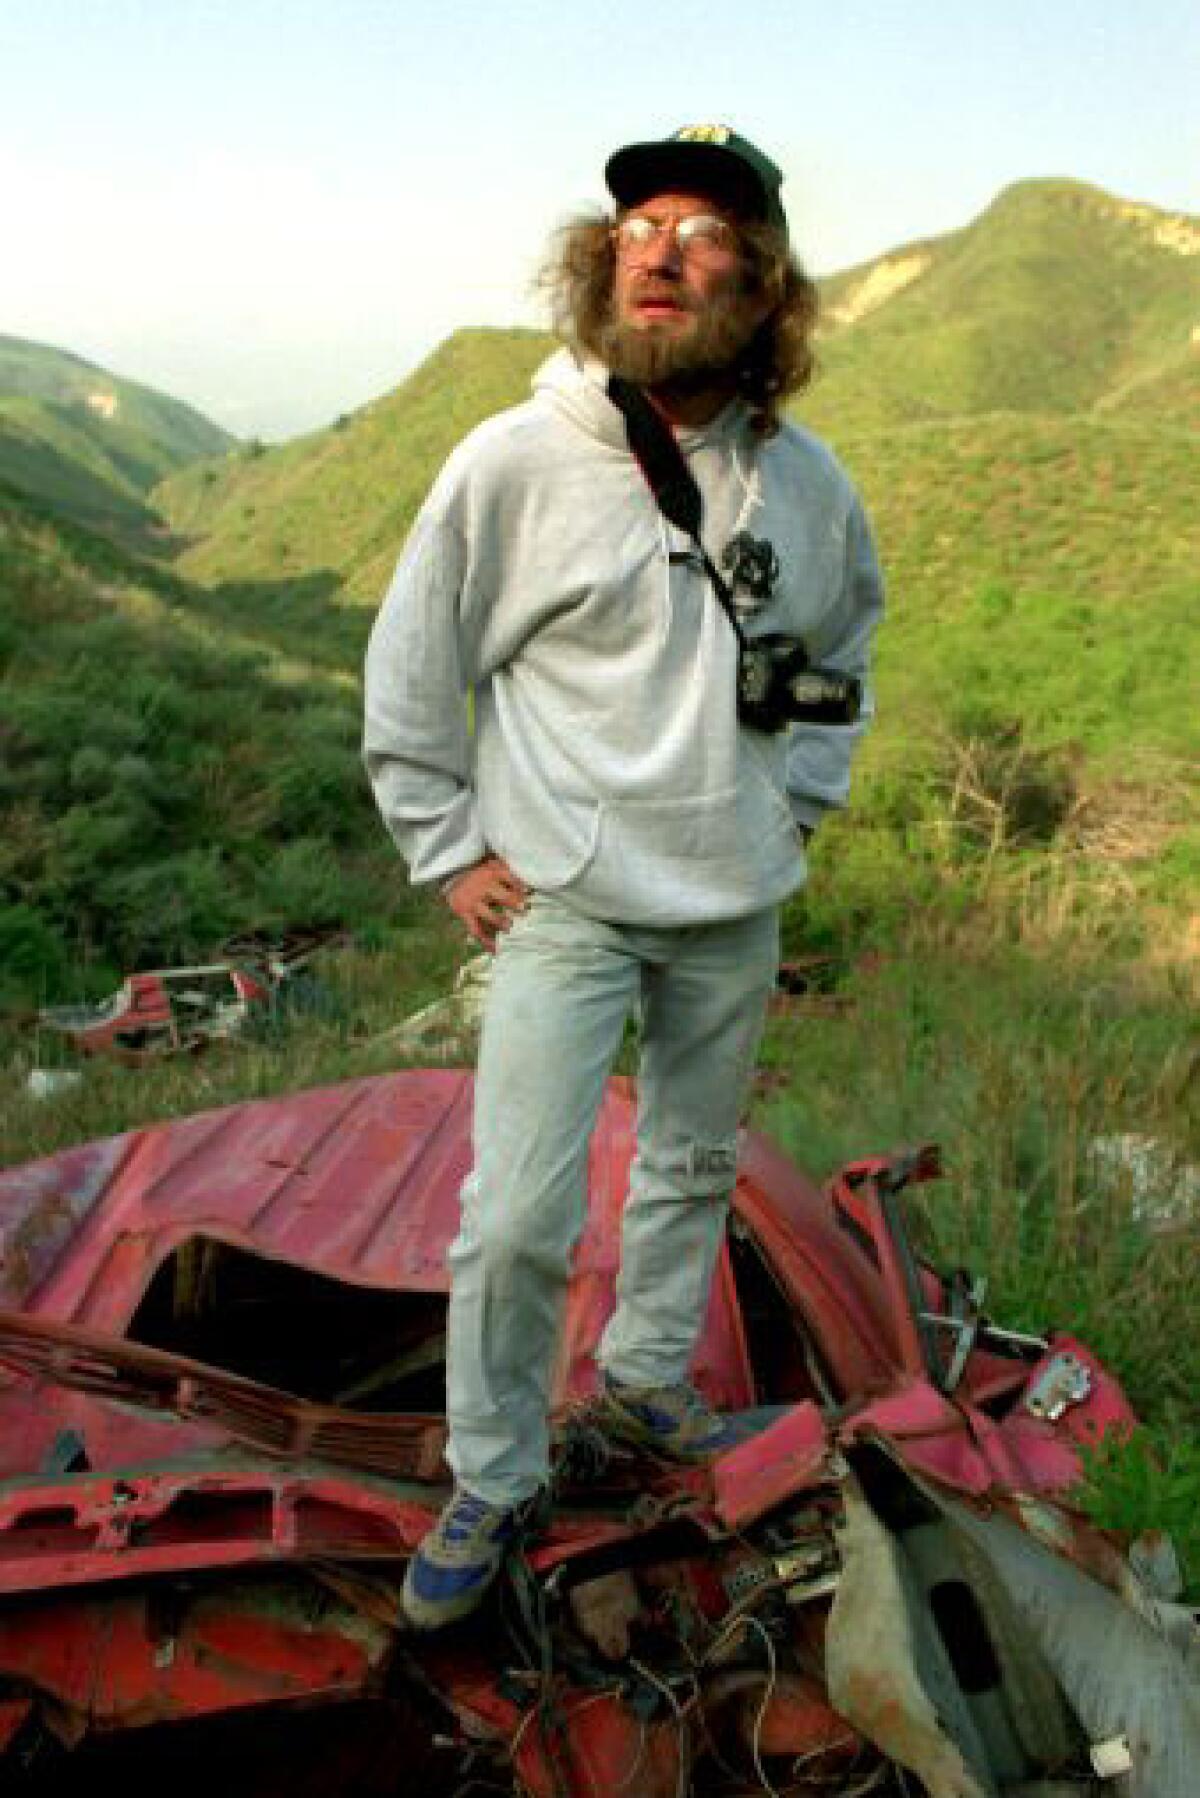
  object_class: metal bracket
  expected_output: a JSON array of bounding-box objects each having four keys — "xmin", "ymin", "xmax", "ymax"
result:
[{"xmin": 1025, "ymin": 1351, "xmax": 1093, "ymax": 1422}]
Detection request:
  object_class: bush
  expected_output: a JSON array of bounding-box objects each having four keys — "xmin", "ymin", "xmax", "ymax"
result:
[
  {"xmin": 268, "ymin": 742, "xmax": 373, "ymax": 844},
  {"xmin": 253, "ymin": 837, "xmax": 354, "ymax": 924},
  {"xmin": 105, "ymin": 846, "xmax": 239, "ymax": 962},
  {"xmin": 0, "ymin": 903, "xmax": 69, "ymax": 1003}
]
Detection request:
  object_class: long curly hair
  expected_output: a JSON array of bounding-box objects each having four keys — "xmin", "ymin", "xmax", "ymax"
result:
[{"xmin": 537, "ymin": 212, "xmax": 819, "ymax": 436}]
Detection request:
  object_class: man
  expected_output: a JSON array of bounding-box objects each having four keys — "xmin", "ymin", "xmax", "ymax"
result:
[{"xmin": 364, "ymin": 125, "xmax": 883, "ymax": 1630}]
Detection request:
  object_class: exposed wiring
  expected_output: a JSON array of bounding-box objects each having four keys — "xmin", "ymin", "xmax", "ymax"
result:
[
  {"xmin": 508, "ymin": 1683, "xmax": 648, "ymax": 1798},
  {"xmin": 737, "ymin": 1613, "xmax": 783, "ymax": 1798},
  {"xmin": 693, "ymin": 1608, "xmax": 785, "ymax": 1798},
  {"xmin": 499, "ymin": 1512, "xmax": 875, "ymax": 1798},
  {"xmin": 675, "ymin": 1630, "xmax": 754, "ymax": 1790},
  {"xmin": 448, "ymin": 1777, "xmax": 513, "ymax": 1798},
  {"xmin": 628, "ymin": 1656, "xmax": 695, "ymax": 1798},
  {"xmin": 569, "ymin": 1687, "xmax": 650, "ymax": 1798},
  {"xmin": 506, "ymin": 1701, "xmax": 545, "ymax": 1776},
  {"xmin": 786, "ymin": 1730, "xmax": 867, "ymax": 1789},
  {"xmin": 607, "ymin": 1708, "xmax": 651, "ymax": 1798},
  {"xmin": 831, "ymin": 1760, "xmax": 891, "ymax": 1796}
]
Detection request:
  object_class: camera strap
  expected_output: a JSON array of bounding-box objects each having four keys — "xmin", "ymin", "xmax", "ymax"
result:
[{"xmin": 606, "ymin": 375, "xmax": 750, "ymax": 652}]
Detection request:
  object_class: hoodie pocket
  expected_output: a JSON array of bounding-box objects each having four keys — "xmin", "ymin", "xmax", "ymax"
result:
[
  {"xmin": 500, "ymin": 791, "xmax": 601, "ymax": 891},
  {"xmin": 600, "ymin": 787, "xmax": 749, "ymax": 866},
  {"xmin": 581, "ymin": 779, "xmax": 798, "ymax": 920}
]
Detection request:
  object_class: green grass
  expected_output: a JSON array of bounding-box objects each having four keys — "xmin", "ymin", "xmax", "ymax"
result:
[{"xmin": 1080, "ymin": 1425, "xmax": 1200, "ymax": 1575}]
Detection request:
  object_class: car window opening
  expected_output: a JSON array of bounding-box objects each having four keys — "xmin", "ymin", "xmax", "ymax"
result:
[
  {"xmin": 726, "ymin": 1221, "xmax": 838, "ymax": 1409},
  {"xmin": 127, "ymin": 1236, "xmax": 448, "ymax": 1413}
]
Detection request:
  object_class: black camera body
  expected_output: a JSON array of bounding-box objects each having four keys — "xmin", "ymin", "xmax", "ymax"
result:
[{"xmin": 737, "ymin": 634, "xmax": 862, "ymax": 734}]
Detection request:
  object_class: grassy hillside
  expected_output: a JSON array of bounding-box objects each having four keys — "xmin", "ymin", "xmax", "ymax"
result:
[
  {"xmin": 11, "ymin": 177, "xmax": 1200, "ymax": 978},
  {"xmin": 0, "ymin": 485, "xmax": 400, "ymax": 1004},
  {"xmin": 0, "ymin": 334, "xmax": 235, "ymax": 542},
  {"xmin": 847, "ymin": 412, "xmax": 1197, "ymax": 755},
  {"xmin": 154, "ymin": 180, "xmax": 1199, "ymax": 601},
  {"xmin": 159, "ymin": 327, "xmax": 552, "ymax": 596},
  {"xmin": 9, "ymin": 176, "xmax": 1198, "ymax": 986},
  {"xmin": 805, "ymin": 178, "xmax": 1200, "ymax": 435},
  {"xmin": 10, "ymin": 181, "xmax": 1194, "ymax": 998},
  {"xmin": 1096, "ymin": 342, "xmax": 1200, "ymax": 430},
  {"xmin": 0, "ymin": 335, "xmax": 233, "ymax": 466},
  {"xmin": 0, "ymin": 397, "xmax": 160, "ymax": 537},
  {"xmin": 161, "ymin": 389, "xmax": 1200, "ymax": 933},
  {"xmin": 796, "ymin": 416, "xmax": 1197, "ymax": 968},
  {"xmin": 7, "ymin": 403, "xmax": 1194, "ymax": 1007}
]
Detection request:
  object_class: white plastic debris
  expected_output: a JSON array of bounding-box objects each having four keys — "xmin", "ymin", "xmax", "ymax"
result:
[
  {"xmin": 374, "ymin": 954, "xmax": 493, "ymax": 1056},
  {"xmin": 26, "ymin": 1068, "xmax": 84, "ymax": 1101},
  {"xmin": 1091, "ymin": 1734, "xmax": 1134, "ymax": 1778},
  {"xmin": 1090, "ymin": 1133, "xmax": 1200, "ymax": 1230}
]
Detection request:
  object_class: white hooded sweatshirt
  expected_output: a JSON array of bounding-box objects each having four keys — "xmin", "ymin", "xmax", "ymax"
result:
[{"xmin": 363, "ymin": 350, "xmax": 883, "ymax": 927}]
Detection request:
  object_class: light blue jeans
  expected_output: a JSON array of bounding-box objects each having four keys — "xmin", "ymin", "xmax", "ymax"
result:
[{"xmin": 445, "ymin": 894, "xmax": 780, "ymax": 1506}]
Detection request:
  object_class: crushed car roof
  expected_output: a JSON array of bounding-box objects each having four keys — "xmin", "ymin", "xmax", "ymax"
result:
[
  {"xmin": 0, "ymin": 1070, "xmax": 865, "ymax": 1396},
  {"xmin": 0, "ymin": 1071, "xmax": 1131, "ymax": 1481}
]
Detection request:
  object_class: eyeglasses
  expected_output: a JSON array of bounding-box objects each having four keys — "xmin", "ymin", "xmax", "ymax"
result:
[{"xmin": 612, "ymin": 212, "xmax": 738, "ymax": 263}]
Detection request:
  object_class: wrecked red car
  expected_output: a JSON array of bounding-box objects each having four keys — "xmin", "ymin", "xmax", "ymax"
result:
[
  {"xmin": 35, "ymin": 929, "xmax": 346, "ymax": 1063},
  {"xmin": 0, "ymin": 1070, "xmax": 1194, "ymax": 1796}
]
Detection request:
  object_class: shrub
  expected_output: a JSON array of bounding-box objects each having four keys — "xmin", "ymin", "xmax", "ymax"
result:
[
  {"xmin": 0, "ymin": 903, "xmax": 69, "ymax": 1003},
  {"xmin": 105, "ymin": 846, "xmax": 239, "ymax": 962},
  {"xmin": 253, "ymin": 837, "xmax": 354, "ymax": 924},
  {"xmin": 268, "ymin": 743, "xmax": 375, "ymax": 844}
]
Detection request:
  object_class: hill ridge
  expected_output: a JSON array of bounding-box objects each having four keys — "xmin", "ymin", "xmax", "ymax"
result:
[
  {"xmin": 0, "ymin": 333, "xmax": 237, "ymax": 545},
  {"xmin": 147, "ymin": 175, "xmax": 1198, "ymax": 595}
]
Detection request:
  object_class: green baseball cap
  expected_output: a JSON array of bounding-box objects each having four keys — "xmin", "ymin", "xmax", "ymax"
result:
[{"xmin": 605, "ymin": 124, "xmax": 788, "ymax": 236}]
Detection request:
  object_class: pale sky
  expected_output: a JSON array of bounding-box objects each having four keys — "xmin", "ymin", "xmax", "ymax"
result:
[{"xmin": 4, "ymin": 0, "xmax": 1197, "ymax": 440}]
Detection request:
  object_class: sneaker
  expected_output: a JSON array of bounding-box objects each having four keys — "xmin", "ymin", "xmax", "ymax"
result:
[
  {"xmin": 401, "ymin": 1487, "xmax": 523, "ymax": 1631},
  {"xmin": 597, "ymin": 1375, "xmax": 744, "ymax": 1462}
]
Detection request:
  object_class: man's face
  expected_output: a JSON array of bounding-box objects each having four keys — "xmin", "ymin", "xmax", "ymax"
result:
[{"xmin": 602, "ymin": 189, "xmax": 769, "ymax": 387}]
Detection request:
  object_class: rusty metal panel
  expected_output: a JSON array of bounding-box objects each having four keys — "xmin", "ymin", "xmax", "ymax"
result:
[
  {"xmin": 0, "ymin": 1135, "xmax": 133, "ymax": 1308},
  {"xmin": 7, "ymin": 1074, "xmax": 477, "ymax": 1325},
  {"xmin": 0, "ymin": 1579, "xmax": 391, "ymax": 1733},
  {"xmin": 0, "ymin": 1459, "xmax": 434, "ymax": 1596},
  {"xmin": 731, "ymin": 1129, "xmax": 909, "ymax": 1397}
]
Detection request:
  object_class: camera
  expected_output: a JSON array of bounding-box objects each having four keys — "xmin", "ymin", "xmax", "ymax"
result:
[{"xmin": 737, "ymin": 635, "xmax": 862, "ymax": 734}]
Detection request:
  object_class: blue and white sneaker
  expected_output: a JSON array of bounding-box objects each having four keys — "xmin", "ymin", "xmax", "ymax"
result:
[
  {"xmin": 598, "ymin": 1376, "xmax": 744, "ymax": 1462},
  {"xmin": 401, "ymin": 1487, "xmax": 524, "ymax": 1631}
]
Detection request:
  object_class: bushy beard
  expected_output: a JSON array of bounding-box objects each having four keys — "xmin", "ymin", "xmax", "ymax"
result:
[{"xmin": 594, "ymin": 287, "xmax": 763, "ymax": 390}]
